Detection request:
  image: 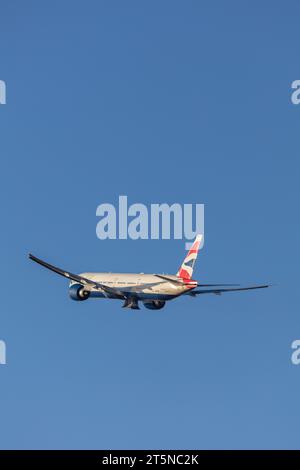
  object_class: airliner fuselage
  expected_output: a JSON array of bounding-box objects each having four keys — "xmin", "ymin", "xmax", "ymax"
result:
[{"xmin": 70, "ymin": 272, "xmax": 197, "ymax": 302}]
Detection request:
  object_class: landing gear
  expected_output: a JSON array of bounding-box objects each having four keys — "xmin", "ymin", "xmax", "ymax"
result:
[{"xmin": 122, "ymin": 297, "xmax": 140, "ymax": 310}]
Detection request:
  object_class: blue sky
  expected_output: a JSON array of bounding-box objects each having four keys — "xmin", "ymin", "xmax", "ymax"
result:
[{"xmin": 0, "ymin": 0, "xmax": 300, "ymax": 449}]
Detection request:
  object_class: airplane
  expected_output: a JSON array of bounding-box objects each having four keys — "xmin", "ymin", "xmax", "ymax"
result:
[{"xmin": 28, "ymin": 235, "xmax": 270, "ymax": 310}]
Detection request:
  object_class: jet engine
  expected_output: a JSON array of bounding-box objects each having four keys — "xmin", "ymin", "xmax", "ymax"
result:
[
  {"xmin": 143, "ymin": 300, "xmax": 166, "ymax": 310},
  {"xmin": 69, "ymin": 283, "xmax": 90, "ymax": 301}
]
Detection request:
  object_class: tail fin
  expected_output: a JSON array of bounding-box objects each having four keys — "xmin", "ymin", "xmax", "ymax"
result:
[{"xmin": 177, "ymin": 234, "xmax": 203, "ymax": 279}]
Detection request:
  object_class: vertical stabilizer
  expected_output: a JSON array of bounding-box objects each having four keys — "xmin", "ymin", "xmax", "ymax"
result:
[{"xmin": 176, "ymin": 234, "xmax": 202, "ymax": 279}]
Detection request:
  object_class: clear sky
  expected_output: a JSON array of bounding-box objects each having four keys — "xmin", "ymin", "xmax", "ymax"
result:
[{"xmin": 0, "ymin": 0, "xmax": 299, "ymax": 450}]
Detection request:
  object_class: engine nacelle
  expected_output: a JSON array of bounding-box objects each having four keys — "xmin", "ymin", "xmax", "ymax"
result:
[
  {"xmin": 143, "ymin": 300, "xmax": 166, "ymax": 310},
  {"xmin": 69, "ymin": 284, "xmax": 90, "ymax": 301}
]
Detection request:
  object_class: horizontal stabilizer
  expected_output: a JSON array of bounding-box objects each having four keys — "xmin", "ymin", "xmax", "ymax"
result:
[{"xmin": 185, "ymin": 284, "xmax": 270, "ymax": 296}]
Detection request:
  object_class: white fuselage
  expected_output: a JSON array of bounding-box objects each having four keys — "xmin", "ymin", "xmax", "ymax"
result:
[{"xmin": 70, "ymin": 273, "xmax": 196, "ymax": 301}]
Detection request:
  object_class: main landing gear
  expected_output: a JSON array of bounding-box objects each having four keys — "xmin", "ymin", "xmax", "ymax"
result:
[{"xmin": 122, "ymin": 297, "xmax": 140, "ymax": 310}]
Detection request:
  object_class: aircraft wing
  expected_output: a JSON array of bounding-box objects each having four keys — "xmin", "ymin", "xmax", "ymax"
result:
[
  {"xmin": 185, "ymin": 284, "xmax": 270, "ymax": 296},
  {"xmin": 28, "ymin": 254, "xmax": 126, "ymax": 299},
  {"xmin": 154, "ymin": 274, "xmax": 239, "ymax": 287}
]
